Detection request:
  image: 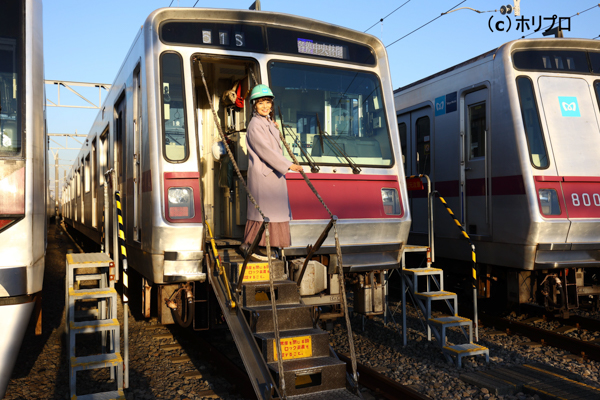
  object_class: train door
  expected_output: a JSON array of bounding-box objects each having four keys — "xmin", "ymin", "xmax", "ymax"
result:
[
  {"xmin": 192, "ymin": 57, "xmax": 256, "ymax": 238},
  {"xmin": 133, "ymin": 68, "xmax": 141, "ymax": 242},
  {"xmin": 398, "ymin": 107, "xmax": 432, "ymax": 234},
  {"xmin": 462, "ymin": 89, "xmax": 490, "ymax": 236}
]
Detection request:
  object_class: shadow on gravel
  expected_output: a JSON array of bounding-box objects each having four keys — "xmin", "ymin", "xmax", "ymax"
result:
[{"xmin": 9, "ymin": 224, "xmax": 70, "ymax": 380}]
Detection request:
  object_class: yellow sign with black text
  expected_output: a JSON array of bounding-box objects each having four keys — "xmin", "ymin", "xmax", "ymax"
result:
[{"xmin": 273, "ymin": 336, "xmax": 313, "ymax": 360}]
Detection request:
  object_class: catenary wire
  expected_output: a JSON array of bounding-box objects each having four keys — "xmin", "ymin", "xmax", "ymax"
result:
[
  {"xmin": 522, "ymin": 3, "xmax": 600, "ymax": 38},
  {"xmin": 386, "ymin": 0, "xmax": 466, "ymax": 48},
  {"xmin": 168, "ymin": 0, "xmax": 175, "ymax": 7},
  {"xmin": 193, "ymin": 0, "xmax": 199, "ymax": 6},
  {"xmin": 364, "ymin": 0, "xmax": 413, "ymax": 33}
]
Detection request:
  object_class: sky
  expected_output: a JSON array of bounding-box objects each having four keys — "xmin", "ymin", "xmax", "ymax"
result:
[{"xmin": 43, "ymin": 0, "xmax": 600, "ymax": 195}]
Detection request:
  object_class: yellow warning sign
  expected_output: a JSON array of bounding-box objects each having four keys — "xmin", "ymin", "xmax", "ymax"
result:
[
  {"xmin": 240, "ymin": 262, "xmax": 270, "ymax": 282},
  {"xmin": 273, "ymin": 336, "xmax": 312, "ymax": 360}
]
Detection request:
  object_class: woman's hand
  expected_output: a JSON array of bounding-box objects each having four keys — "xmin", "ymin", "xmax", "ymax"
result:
[{"xmin": 289, "ymin": 164, "xmax": 303, "ymax": 172}]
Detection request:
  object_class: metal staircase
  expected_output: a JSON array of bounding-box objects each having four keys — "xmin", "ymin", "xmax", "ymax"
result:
[
  {"xmin": 66, "ymin": 252, "xmax": 124, "ymax": 400},
  {"xmin": 209, "ymin": 246, "xmax": 360, "ymax": 399},
  {"xmin": 400, "ymin": 175, "xmax": 489, "ymax": 367}
]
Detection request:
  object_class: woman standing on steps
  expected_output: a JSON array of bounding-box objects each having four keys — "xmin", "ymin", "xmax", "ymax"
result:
[{"xmin": 241, "ymin": 84, "xmax": 303, "ymax": 260}]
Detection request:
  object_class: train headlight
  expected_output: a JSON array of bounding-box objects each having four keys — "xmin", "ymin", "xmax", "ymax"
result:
[
  {"xmin": 167, "ymin": 187, "xmax": 194, "ymax": 219},
  {"xmin": 538, "ymin": 189, "xmax": 560, "ymax": 215},
  {"xmin": 381, "ymin": 188, "xmax": 401, "ymax": 215}
]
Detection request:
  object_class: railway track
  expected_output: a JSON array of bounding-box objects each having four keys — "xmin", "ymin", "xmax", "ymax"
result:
[{"xmin": 479, "ymin": 312, "xmax": 600, "ymax": 362}]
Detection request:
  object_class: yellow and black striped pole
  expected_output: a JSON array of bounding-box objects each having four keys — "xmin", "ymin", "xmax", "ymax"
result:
[
  {"xmin": 115, "ymin": 191, "xmax": 128, "ymax": 303},
  {"xmin": 115, "ymin": 191, "xmax": 129, "ymax": 388},
  {"xmin": 433, "ymin": 191, "xmax": 479, "ymax": 341}
]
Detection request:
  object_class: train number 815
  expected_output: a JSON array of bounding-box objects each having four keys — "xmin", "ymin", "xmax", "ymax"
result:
[{"xmin": 571, "ymin": 193, "xmax": 600, "ymax": 207}]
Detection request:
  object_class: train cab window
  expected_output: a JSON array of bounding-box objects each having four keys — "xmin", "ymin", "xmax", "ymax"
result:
[
  {"xmin": 415, "ymin": 116, "xmax": 430, "ymax": 175},
  {"xmin": 0, "ymin": 0, "xmax": 24, "ymax": 156},
  {"xmin": 269, "ymin": 61, "xmax": 394, "ymax": 167},
  {"xmin": 99, "ymin": 130, "xmax": 107, "ymax": 185},
  {"xmin": 398, "ymin": 122, "xmax": 407, "ymax": 170},
  {"xmin": 594, "ymin": 81, "xmax": 600, "ymax": 110},
  {"xmin": 468, "ymin": 103, "xmax": 486, "ymax": 159},
  {"xmin": 590, "ymin": 53, "xmax": 600, "ymax": 74},
  {"xmin": 161, "ymin": 52, "xmax": 188, "ymax": 162},
  {"xmin": 516, "ymin": 76, "xmax": 549, "ymax": 169}
]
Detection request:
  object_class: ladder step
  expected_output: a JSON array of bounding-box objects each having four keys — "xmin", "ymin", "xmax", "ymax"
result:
[
  {"xmin": 443, "ymin": 343, "xmax": 488, "ymax": 355},
  {"xmin": 75, "ymin": 309, "xmax": 99, "ymax": 319},
  {"xmin": 75, "ymin": 273, "xmax": 105, "ymax": 282},
  {"xmin": 402, "ymin": 267, "xmax": 443, "ymax": 275},
  {"xmin": 414, "ymin": 290, "xmax": 456, "ymax": 299},
  {"xmin": 67, "ymin": 252, "xmax": 114, "ymax": 267},
  {"xmin": 74, "ymin": 390, "xmax": 125, "ymax": 400},
  {"xmin": 71, "ymin": 353, "xmax": 123, "ymax": 370},
  {"xmin": 429, "ymin": 316, "xmax": 472, "ymax": 327},
  {"xmin": 70, "ymin": 318, "xmax": 120, "ymax": 334},
  {"xmin": 69, "ymin": 287, "xmax": 118, "ymax": 300}
]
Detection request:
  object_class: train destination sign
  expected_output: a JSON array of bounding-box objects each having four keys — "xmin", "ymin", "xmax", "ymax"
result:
[{"xmin": 160, "ymin": 22, "xmax": 376, "ymax": 65}]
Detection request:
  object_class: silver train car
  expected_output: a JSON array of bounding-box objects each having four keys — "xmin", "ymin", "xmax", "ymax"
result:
[
  {"xmin": 0, "ymin": 0, "xmax": 47, "ymax": 396},
  {"xmin": 62, "ymin": 7, "xmax": 410, "ymax": 324},
  {"xmin": 395, "ymin": 38, "xmax": 600, "ymax": 311}
]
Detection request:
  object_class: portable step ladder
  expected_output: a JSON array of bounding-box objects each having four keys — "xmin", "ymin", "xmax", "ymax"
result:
[
  {"xmin": 214, "ymin": 250, "xmax": 359, "ymax": 399},
  {"xmin": 400, "ymin": 175, "xmax": 489, "ymax": 367},
  {"xmin": 65, "ymin": 252, "xmax": 124, "ymax": 400}
]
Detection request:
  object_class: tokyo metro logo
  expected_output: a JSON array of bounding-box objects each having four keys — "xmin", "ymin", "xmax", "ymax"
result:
[{"xmin": 558, "ymin": 96, "xmax": 580, "ymax": 117}]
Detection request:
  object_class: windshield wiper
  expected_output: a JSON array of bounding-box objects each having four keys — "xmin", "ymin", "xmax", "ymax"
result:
[
  {"xmin": 316, "ymin": 114, "xmax": 361, "ymax": 174},
  {"xmin": 277, "ymin": 106, "xmax": 320, "ymax": 173}
]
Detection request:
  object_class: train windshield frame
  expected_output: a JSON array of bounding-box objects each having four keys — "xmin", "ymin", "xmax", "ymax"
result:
[
  {"xmin": 0, "ymin": 0, "xmax": 24, "ymax": 157},
  {"xmin": 269, "ymin": 61, "xmax": 394, "ymax": 168}
]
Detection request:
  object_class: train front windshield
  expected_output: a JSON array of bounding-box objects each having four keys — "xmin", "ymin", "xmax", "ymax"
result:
[
  {"xmin": 0, "ymin": 0, "xmax": 23, "ymax": 156},
  {"xmin": 270, "ymin": 62, "xmax": 393, "ymax": 167}
]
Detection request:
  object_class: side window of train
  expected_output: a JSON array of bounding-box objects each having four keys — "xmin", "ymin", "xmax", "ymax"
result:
[
  {"xmin": 416, "ymin": 116, "xmax": 430, "ymax": 175},
  {"xmin": 398, "ymin": 122, "xmax": 407, "ymax": 171},
  {"xmin": 161, "ymin": 52, "xmax": 189, "ymax": 162},
  {"xmin": 468, "ymin": 103, "xmax": 486, "ymax": 159},
  {"xmin": 516, "ymin": 76, "xmax": 549, "ymax": 169},
  {"xmin": 594, "ymin": 81, "xmax": 600, "ymax": 110}
]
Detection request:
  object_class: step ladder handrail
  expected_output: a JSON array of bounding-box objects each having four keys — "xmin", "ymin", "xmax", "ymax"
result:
[
  {"xmin": 432, "ymin": 190, "xmax": 479, "ymax": 342},
  {"xmin": 275, "ymin": 105, "xmax": 359, "ymax": 390}
]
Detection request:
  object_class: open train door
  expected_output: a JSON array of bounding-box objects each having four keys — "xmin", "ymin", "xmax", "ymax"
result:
[{"xmin": 462, "ymin": 88, "xmax": 491, "ymax": 237}]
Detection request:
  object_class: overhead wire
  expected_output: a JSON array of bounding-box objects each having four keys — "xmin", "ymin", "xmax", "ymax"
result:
[
  {"xmin": 386, "ymin": 0, "xmax": 467, "ymax": 48},
  {"xmin": 193, "ymin": 0, "xmax": 199, "ymax": 6},
  {"xmin": 522, "ymin": 3, "xmax": 600, "ymax": 38},
  {"xmin": 168, "ymin": 0, "xmax": 174, "ymax": 6},
  {"xmin": 364, "ymin": 0, "xmax": 413, "ymax": 33}
]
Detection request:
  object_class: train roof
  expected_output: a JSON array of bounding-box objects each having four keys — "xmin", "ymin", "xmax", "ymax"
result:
[{"xmin": 394, "ymin": 38, "xmax": 600, "ymax": 94}]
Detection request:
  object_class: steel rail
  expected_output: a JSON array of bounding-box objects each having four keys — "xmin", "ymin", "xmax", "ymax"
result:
[
  {"xmin": 337, "ymin": 353, "xmax": 431, "ymax": 400},
  {"xmin": 480, "ymin": 314, "xmax": 600, "ymax": 361}
]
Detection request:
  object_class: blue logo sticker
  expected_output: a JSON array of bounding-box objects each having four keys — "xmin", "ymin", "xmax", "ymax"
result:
[
  {"xmin": 435, "ymin": 95, "xmax": 445, "ymax": 116},
  {"xmin": 558, "ymin": 96, "xmax": 580, "ymax": 117}
]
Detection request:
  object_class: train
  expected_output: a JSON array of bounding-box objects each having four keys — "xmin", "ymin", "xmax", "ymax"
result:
[
  {"xmin": 0, "ymin": 0, "xmax": 47, "ymax": 397},
  {"xmin": 61, "ymin": 7, "xmax": 409, "ymax": 326},
  {"xmin": 394, "ymin": 38, "xmax": 600, "ymax": 315}
]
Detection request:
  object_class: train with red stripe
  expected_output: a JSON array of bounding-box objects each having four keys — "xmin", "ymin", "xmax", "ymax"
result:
[
  {"xmin": 394, "ymin": 38, "xmax": 600, "ymax": 314},
  {"xmin": 61, "ymin": 7, "xmax": 410, "ymax": 326}
]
